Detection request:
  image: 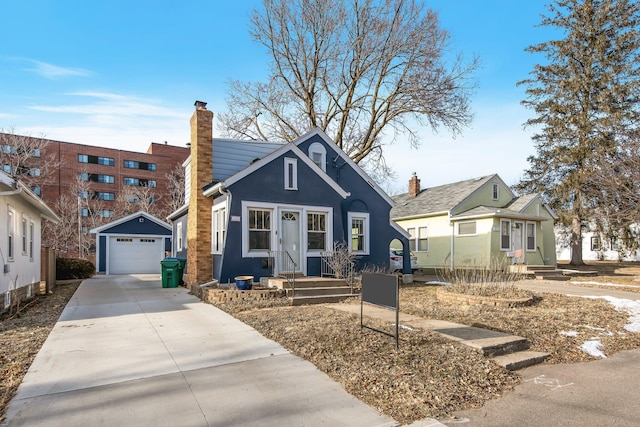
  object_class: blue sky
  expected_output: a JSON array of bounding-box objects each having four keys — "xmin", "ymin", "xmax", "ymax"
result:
[{"xmin": 0, "ymin": 0, "xmax": 555, "ymax": 194}]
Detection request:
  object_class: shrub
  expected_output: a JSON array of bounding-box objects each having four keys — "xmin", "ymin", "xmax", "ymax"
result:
[{"xmin": 56, "ymin": 258, "xmax": 95, "ymax": 280}]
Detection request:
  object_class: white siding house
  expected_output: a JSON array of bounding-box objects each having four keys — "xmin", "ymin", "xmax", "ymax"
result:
[{"xmin": 1, "ymin": 171, "xmax": 60, "ymax": 312}]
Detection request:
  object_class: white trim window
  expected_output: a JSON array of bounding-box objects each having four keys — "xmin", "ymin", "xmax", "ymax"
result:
[
  {"xmin": 284, "ymin": 158, "xmax": 298, "ymax": 190},
  {"xmin": 500, "ymin": 219, "xmax": 511, "ymax": 250},
  {"xmin": 308, "ymin": 142, "xmax": 327, "ymax": 172},
  {"xmin": 407, "ymin": 227, "xmax": 416, "ymax": 251},
  {"xmin": 348, "ymin": 212, "xmax": 370, "ymax": 254},
  {"xmin": 492, "ymin": 183, "xmax": 499, "ymax": 200},
  {"xmin": 212, "ymin": 202, "xmax": 227, "ymax": 254},
  {"xmin": 418, "ymin": 226, "xmax": 429, "ymax": 252},
  {"xmin": 248, "ymin": 208, "xmax": 272, "ymax": 253},
  {"xmin": 458, "ymin": 221, "xmax": 476, "ymax": 236},
  {"xmin": 176, "ymin": 222, "xmax": 183, "ymax": 252},
  {"xmin": 526, "ymin": 222, "xmax": 536, "ymax": 251},
  {"xmin": 21, "ymin": 215, "xmax": 27, "ymax": 255},
  {"xmin": 29, "ymin": 221, "xmax": 34, "ymax": 261},
  {"xmin": 307, "ymin": 212, "xmax": 327, "ymax": 252},
  {"xmin": 7, "ymin": 207, "xmax": 15, "ymax": 261}
]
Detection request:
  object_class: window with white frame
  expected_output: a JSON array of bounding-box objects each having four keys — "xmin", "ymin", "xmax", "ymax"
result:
[
  {"xmin": 21, "ymin": 215, "xmax": 27, "ymax": 254},
  {"xmin": 29, "ymin": 221, "xmax": 34, "ymax": 260},
  {"xmin": 500, "ymin": 219, "xmax": 511, "ymax": 250},
  {"xmin": 407, "ymin": 227, "xmax": 416, "ymax": 251},
  {"xmin": 248, "ymin": 208, "xmax": 272, "ymax": 251},
  {"xmin": 307, "ymin": 212, "xmax": 327, "ymax": 251},
  {"xmin": 308, "ymin": 142, "xmax": 327, "ymax": 172},
  {"xmin": 458, "ymin": 221, "xmax": 476, "ymax": 236},
  {"xmin": 7, "ymin": 207, "xmax": 15, "ymax": 260},
  {"xmin": 212, "ymin": 203, "xmax": 227, "ymax": 254},
  {"xmin": 591, "ymin": 236, "xmax": 601, "ymax": 251},
  {"xmin": 176, "ymin": 222, "xmax": 183, "ymax": 252},
  {"xmin": 284, "ymin": 158, "xmax": 298, "ymax": 190},
  {"xmin": 492, "ymin": 183, "xmax": 499, "ymax": 200},
  {"xmin": 526, "ymin": 222, "xmax": 536, "ymax": 251},
  {"xmin": 418, "ymin": 226, "xmax": 429, "ymax": 251},
  {"xmin": 348, "ymin": 212, "xmax": 369, "ymax": 254}
]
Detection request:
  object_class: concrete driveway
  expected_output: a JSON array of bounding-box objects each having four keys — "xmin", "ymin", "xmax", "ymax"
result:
[{"xmin": 4, "ymin": 275, "xmax": 397, "ymax": 427}]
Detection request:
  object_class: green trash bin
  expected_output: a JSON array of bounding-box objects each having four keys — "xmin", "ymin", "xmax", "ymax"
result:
[{"xmin": 161, "ymin": 258, "xmax": 181, "ymax": 288}]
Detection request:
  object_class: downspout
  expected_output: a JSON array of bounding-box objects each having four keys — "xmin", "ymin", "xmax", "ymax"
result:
[
  {"xmin": 449, "ymin": 211, "xmax": 454, "ymax": 271},
  {"xmin": 217, "ymin": 185, "xmax": 231, "ymax": 281}
]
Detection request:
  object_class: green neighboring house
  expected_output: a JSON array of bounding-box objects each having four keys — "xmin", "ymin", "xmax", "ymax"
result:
[{"xmin": 391, "ymin": 173, "xmax": 557, "ymax": 271}]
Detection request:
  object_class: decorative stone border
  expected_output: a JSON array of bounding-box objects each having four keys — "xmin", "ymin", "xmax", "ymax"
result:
[
  {"xmin": 436, "ymin": 287, "xmax": 534, "ymax": 308},
  {"xmin": 191, "ymin": 286, "xmax": 285, "ymax": 304}
]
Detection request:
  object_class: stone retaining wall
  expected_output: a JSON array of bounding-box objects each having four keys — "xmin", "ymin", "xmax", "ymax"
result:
[
  {"xmin": 436, "ymin": 287, "xmax": 534, "ymax": 308},
  {"xmin": 191, "ymin": 286, "xmax": 285, "ymax": 304}
]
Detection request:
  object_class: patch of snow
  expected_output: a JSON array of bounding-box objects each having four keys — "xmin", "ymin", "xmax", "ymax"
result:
[
  {"xmin": 580, "ymin": 340, "xmax": 606, "ymax": 358},
  {"xmin": 560, "ymin": 330, "xmax": 579, "ymax": 337},
  {"xmin": 571, "ymin": 281, "xmax": 640, "ymax": 289},
  {"xmin": 581, "ymin": 296, "xmax": 640, "ymax": 333},
  {"xmin": 392, "ymin": 324, "xmax": 415, "ymax": 331},
  {"xmin": 426, "ymin": 281, "xmax": 450, "ymax": 286}
]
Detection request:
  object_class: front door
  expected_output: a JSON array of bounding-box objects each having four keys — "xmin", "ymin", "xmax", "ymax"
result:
[
  {"xmin": 513, "ymin": 221, "xmax": 524, "ymax": 264},
  {"xmin": 280, "ymin": 211, "xmax": 302, "ymax": 273}
]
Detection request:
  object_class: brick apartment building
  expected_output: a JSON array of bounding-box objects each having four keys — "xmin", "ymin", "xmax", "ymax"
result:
[{"xmin": 1, "ymin": 132, "xmax": 189, "ymax": 255}]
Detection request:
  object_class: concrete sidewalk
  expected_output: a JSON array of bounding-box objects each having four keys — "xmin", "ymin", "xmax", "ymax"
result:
[
  {"xmin": 3, "ymin": 275, "xmax": 400, "ymax": 427},
  {"xmin": 515, "ymin": 279, "xmax": 640, "ymax": 301}
]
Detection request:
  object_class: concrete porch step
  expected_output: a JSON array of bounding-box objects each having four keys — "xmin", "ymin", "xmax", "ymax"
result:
[
  {"xmin": 287, "ymin": 286, "xmax": 354, "ymax": 297},
  {"xmin": 492, "ymin": 351, "xmax": 551, "ymax": 371},
  {"xmin": 268, "ymin": 277, "xmax": 349, "ymax": 289}
]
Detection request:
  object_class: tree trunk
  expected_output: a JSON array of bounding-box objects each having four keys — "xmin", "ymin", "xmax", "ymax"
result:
[{"xmin": 569, "ymin": 215, "xmax": 584, "ymax": 266}]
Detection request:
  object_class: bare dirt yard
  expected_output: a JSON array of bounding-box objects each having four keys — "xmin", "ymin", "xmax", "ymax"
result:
[{"xmin": 2, "ymin": 262, "xmax": 640, "ymax": 424}]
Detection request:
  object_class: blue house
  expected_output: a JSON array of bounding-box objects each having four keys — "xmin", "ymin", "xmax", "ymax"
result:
[{"xmin": 169, "ymin": 101, "xmax": 410, "ymax": 289}]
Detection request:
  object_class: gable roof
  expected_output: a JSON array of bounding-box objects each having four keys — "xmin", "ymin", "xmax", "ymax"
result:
[
  {"xmin": 204, "ymin": 142, "xmax": 351, "ymax": 199},
  {"xmin": 292, "ymin": 128, "xmax": 396, "ymax": 207},
  {"xmin": 391, "ymin": 174, "xmax": 498, "ymax": 219},
  {"xmin": 0, "ymin": 171, "xmax": 60, "ymax": 222},
  {"xmin": 90, "ymin": 210, "xmax": 171, "ymax": 234}
]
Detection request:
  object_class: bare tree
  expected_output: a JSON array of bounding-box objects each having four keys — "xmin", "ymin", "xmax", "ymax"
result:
[
  {"xmin": 42, "ymin": 194, "xmax": 80, "ymax": 255},
  {"xmin": 219, "ymin": 0, "xmax": 478, "ymax": 171},
  {"xmin": 115, "ymin": 184, "xmax": 161, "ymax": 218},
  {"xmin": 0, "ymin": 128, "xmax": 61, "ymax": 190},
  {"xmin": 165, "ymin": 163, "xmax": 186, "ymax": 215}
]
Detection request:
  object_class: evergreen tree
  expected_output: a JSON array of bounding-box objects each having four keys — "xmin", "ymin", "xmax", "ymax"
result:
[{"xmin": 517, "ymin": 0, "xmax": 640, "ymax": 265}]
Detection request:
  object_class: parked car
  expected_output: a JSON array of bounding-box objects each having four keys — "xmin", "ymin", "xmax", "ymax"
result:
[{"xmin": 389, "ymin": 249, "xmax": 418, "ymax": 273}]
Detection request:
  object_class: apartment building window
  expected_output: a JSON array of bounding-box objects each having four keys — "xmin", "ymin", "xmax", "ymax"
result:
[
  {"xmin": 78, "ymin": 173, "xmax": 114, "ymax": 184},
  {"xmin": 124, "ymin": 177, "xmax": 156, "ymax": 187},
  {"xmin": 78, "ymin": 154, "xmax": 114, "ymax": 166},
  {"xmin": 94, "ymin": 192, "xmax": 115, "ymax": 201},
  {"xmin": 123, "ymin": 160, "xmax": 156, "ymax": 171},
  {"xmin": 30, "ymin": 186, "xmax": 41, "ymax": 196}
]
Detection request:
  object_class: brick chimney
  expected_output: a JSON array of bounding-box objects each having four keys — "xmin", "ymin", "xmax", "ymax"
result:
[
  {"xmin": 184, "ymin": 101, "xmax": 214, "ymax": 288},
  {"xmin": 408, "ymin": 172, "xmax": 421, "ymax": 198}
]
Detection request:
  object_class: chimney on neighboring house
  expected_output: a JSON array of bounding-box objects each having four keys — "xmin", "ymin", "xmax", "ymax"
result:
[
  {"xmin": 408, "ymin": 172, "xmax": 421, "ymax": 198},
  {"xmin": 184, "ymin": 100, "xmax": 214, "ymax": 288}
]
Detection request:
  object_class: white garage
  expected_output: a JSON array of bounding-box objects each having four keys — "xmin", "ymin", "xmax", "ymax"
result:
[{"xmin": 91, "ymin": 211, "xmax": 172, "ymax": 275}]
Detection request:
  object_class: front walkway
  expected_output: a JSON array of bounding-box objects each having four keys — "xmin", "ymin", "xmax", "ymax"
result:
[{"xmin": 4, "ymin": 275, "xmax": 398, "ymax": 427}]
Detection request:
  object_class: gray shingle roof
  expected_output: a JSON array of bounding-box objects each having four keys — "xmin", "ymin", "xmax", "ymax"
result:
[
  {"xmin": 390, "ymin": 175, "xmax": 496, "ymax": 219},
  {"xmin": 212, "ymin": 138, "xmax": 285, "ymax": 182}
]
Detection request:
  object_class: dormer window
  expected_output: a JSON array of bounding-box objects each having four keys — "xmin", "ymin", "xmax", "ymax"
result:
[{"xmin": 308, "ymin": 142, "xmax": 326, "ymax": 172}]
